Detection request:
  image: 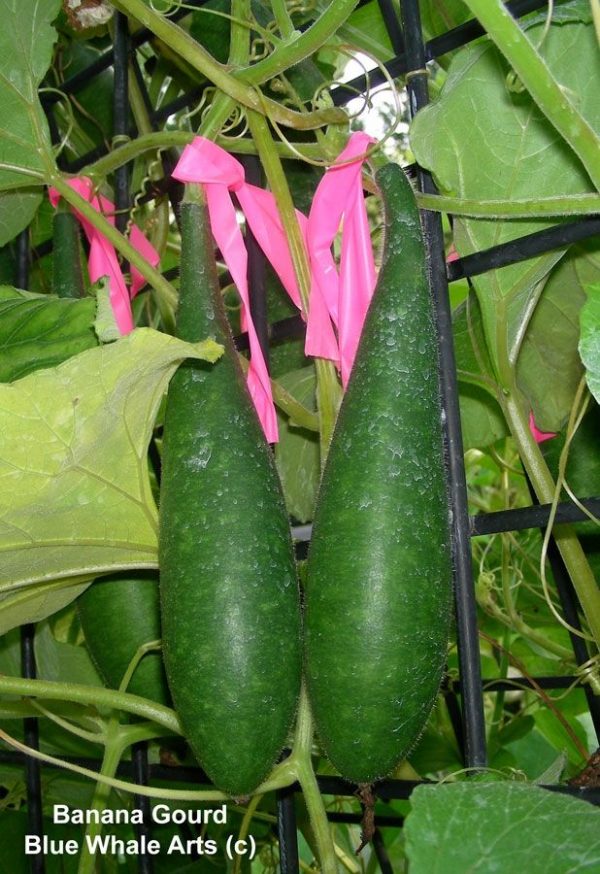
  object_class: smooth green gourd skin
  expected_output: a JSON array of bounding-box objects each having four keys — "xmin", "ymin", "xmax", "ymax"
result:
[
  {"xmin": 159, "ymin": 201, "xmax": 301, "ymax": 797},
  {"xmin": 52, "ymin": 209, "xmax": 86, "ymax": 299},
  {"xmin": 78, "ymin": 572, "xmax": 170, "ymax": 705},
  {"xmin": 305, "ymin": 164, "xmax": 453, "ymax": 784}
]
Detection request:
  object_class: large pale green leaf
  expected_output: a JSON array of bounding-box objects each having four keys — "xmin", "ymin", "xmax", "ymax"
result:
[
  {"xmin": 0, "ymin": 0, "xmax": 60, "ymax": 189},
  {"xmin": 0, "ymin": 286, "xmax": 98, "ymax": 382},
  {"xmin": 405, "ymin": 782, "xmax": 600, "ymax": 873},
  {"xmin": 0, "ymin": 189, "xmax": 42, "ymax": 245},
  {"xmin": 274, "ymin": 366, "xmax": 320, "ymax": 523},
  {"xmin": 0, "ymin": 328, "xmax": 222, "ymax": 633},
  {"xmin": 580, "ymin": 283, "xmax": 600, "ymax": 405},
  {"xmin": 410, "ymin": 18, "xmax": 600, "ymax": 376},
  {"xmin": 517, "ymin": 241, "xmax": 600, "ymax": 432}
]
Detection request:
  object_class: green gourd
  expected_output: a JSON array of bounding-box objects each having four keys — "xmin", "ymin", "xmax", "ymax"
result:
[
  {"xmin": 304, "ymin": 163, "xmax": 453, "ymax": 784},
  {"xmin": 78, "ymin": 572, "xmax": 170, "ymax": 705},
  {"xmin": 159, "ymin": 194, "xmax": 302, "ymax": 797}
]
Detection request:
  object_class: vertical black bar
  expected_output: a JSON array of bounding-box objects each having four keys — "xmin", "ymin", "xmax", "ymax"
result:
[
  {"xmin": 113, "ymin": 11, "xmax": 131, "ymax": 239},
  {"xmin": 21, "ymin": 626, "xmax": 45, "ymax": 874},
  {"xmin": 276, "ymin": 788, "xmax": 300, "ymax": 874},
  {"xmin": 15, "ymin": 230, "xmax": 45, "ymax": 873},
  {"xmin": 114, "ymin": 17, "xmax": 153, "ymax": 870},
  {"xmin": 376, "ymin": 0, "xmax": 404, "ymax": 55},
  {"xmin": 546, "ymin": 541, "xmax": 600, "ymax": 743},
  {"xmin": 16, "ymin": 230, "xmax": 30, "ymax": 290},
  {"xmin": 371, "ymin": 829, "xmax": 394, "ymax": 874},
  {"xmin": 242, "ymin": 155, "xmax": 270, "ymax": 370},
  {"xmin": 132, "ymin": 743, "xmax": 154, "ymax": 874},
  {"xmin": 398, "ymin": 0, "xmax": 487, "ymax": 768}
]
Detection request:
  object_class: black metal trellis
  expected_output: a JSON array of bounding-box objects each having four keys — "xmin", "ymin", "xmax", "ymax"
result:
[{"xmin": 5, "ymin": 1, "xmax": 600, "ymax": 872}]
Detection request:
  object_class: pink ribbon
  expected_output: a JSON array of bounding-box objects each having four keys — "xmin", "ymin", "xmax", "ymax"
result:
[
  {"xmin": 171, "ymin": 134, "xmax": 376, "ymax": 440},
  {"xmin": 305, "ymin": 132, "xmax": 377, "ymax": 386},
  {"xmin": 529, "ymin": 411, "xmax": 556, "ymax": 443},
  {"xmin": 173, "ymin": 138, "xmax": 307, "ymax": 443},
  {"xmin": 48, "ymin": 178, "xmax": 160, "ymax": 335}
]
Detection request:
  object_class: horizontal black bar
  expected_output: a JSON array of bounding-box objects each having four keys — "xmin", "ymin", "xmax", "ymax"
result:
[
  {"xmin": 1, "ymin": 753, "xmax": 598, "ymax": 805},
  {"xmin": 471, "ymin": 497, "xmax": 600, "ymax": 536},
  {"xmin": 291, "ymin": 496, "xmax": 600, "ymax": 544},
  {"xmin": 332, "ymin": 0, "xmax": 552, "ymax": 105},
  {"xmin": 447, "ymin": 218, "xmax": 600, "ymax": 283},
  {"xmin": 327, "ymin": 811, "xmax": 404, "ymax": 827},
  {"xmin": 463, "ymin": 675, "xmax": 586, "ymax": 692}
]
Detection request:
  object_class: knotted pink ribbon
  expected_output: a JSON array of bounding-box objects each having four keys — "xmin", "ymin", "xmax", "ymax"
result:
[
  {"xmin": 305, "ymin": 132, "xmax": 377, "ymax": 387},
  {"xmin": 172, "ymin": 134, "xmax": 376, "ymax": 440},
  {"xmin": 529, "ymin": 411, "xmax": 556, "ymax": 443},
  {"xmin": 173, "ymin": 138, "xmax": 307, "ymax": 443},
  {"xmin": 48, "ymin": 178, "xmax": 160, "ymax": 335}
]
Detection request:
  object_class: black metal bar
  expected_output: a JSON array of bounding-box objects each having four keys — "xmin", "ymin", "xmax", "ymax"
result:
[
  {"xmin": 545, "ymin": 540, "xmax": 600, "ymax": 743},
  {"xmin": 113, "ymin": 11, "xmax": 131, "ymax": 239},
  {"xmin": 371, "ymin": 828, "xmax": 395, "ymax": 874},
  {"xmin": 399, "ymin": 0, "xmax": 487, "ymax": 770},
  {"xmin": 132, "ymin": 743, "xmax": 154, "ymax": 874},
  {"xmin": 20, "ymin": 625, "xmax": 45, "ymax": 874},
  {"xmin": 376, "ymin": 0, "xmax": 404, "ymax": 55},
  {"xmin": 276, "ymin": 788, "xmax": 300, "ymax": 874},
  {"xmin": 471, "ymin": 497, "xmax": 600, "ymax": 536},
  {"xmin": 16, "ymin": 230, "xmax": 30, "ymax": 290},
  {"xmin": 15, "ymin": 230, "xmax": 45, "ymax": 872},
  {"xmin": 447, "ymin": 218, "xmax": 600, "ymax": 283}
]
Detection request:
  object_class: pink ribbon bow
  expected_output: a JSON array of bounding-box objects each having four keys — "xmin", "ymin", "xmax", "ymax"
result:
[
  {"xmin": 173, "ymin": 138, "xmax": 307, "ymax": 443},
  {"xmin": 305, "ymin": 132, "xmax": 377, "ymax": 387},
  {"xmin": 172, "ymin": 134, "xmax": 376, "ymax": 441},
  {"xmin": 48, "ymin": 178, "xmax": 160, "ymax": 335}
]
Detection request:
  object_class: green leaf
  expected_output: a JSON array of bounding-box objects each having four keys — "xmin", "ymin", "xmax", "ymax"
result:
[
  {"xmin": 0, "ymin": 286, "xmax": 98, "ymax": 382},
  {"xmin": 580, "ymin": 283, "xmax": 600, "ymax": 406},
  {"xmin": 0, "ymin": 0, "xmax": 60, "ymax": 189},
  {"xmin": 0, "ymin": 189, "xmax": 42, "ymax": 246},
  {"xmin": 0, "ymin": 328, "xmax": 222, "ymax": 633},
  {"xmin": 453, "ymin": 295, "xmax": 508, "ymax": 448},
  {"xmin": 274, "ymin": 365, "xmax": 320, "ymax": 523},
  {"xmin": 516, "ymin": 242, "xmax": 600, "ymax": 432},
  {"xmin": 405, "ymin": 782, "xmax": 600, "ymax": 873},
  {"xmin": 410, "ymin": 18, "xmax": 600, "ymax": 377}
]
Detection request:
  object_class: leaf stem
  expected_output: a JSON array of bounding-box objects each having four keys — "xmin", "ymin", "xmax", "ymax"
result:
[
  {"xmin": 462, "ymin": 0, "xmax": 600, "ymax": 192},
  {"xmin": 0, "ymin": 675, "xmax": 180, "ymax": 735}
]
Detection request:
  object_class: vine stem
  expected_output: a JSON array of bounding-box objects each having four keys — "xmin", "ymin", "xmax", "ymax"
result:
[
  {"xmin": 462, "ymin": 0, "xmax": 600, "ymax": 192},
  {"xmin": 109, "ymin": 0, "xmax": 346, "ymax": 130},
  {"xmin": 86, "ymin": 132, "xmax": 324, "ymax": 179},
  {"xmin": 77, "ymin": 717, "xmax": 127, "ymax": 874},
  {"xmin": 500, "ymin": 386, "xmax": 600, "ymax": 650},
  {"xmin": 287, "ymin": 686, "xmax": 340, "ymax": 874},
  {"xmin": 49, "ymin": 174, "xmax": 177, "ymax": 328},
  {"xmin": 0, "ymin": 675, "xmax": 181, "ymax": 735}
]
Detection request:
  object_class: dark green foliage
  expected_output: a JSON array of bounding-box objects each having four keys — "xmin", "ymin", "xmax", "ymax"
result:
[{"xmin": 304, "ymin": 164, "xmax": 453, "ymax": 783}]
